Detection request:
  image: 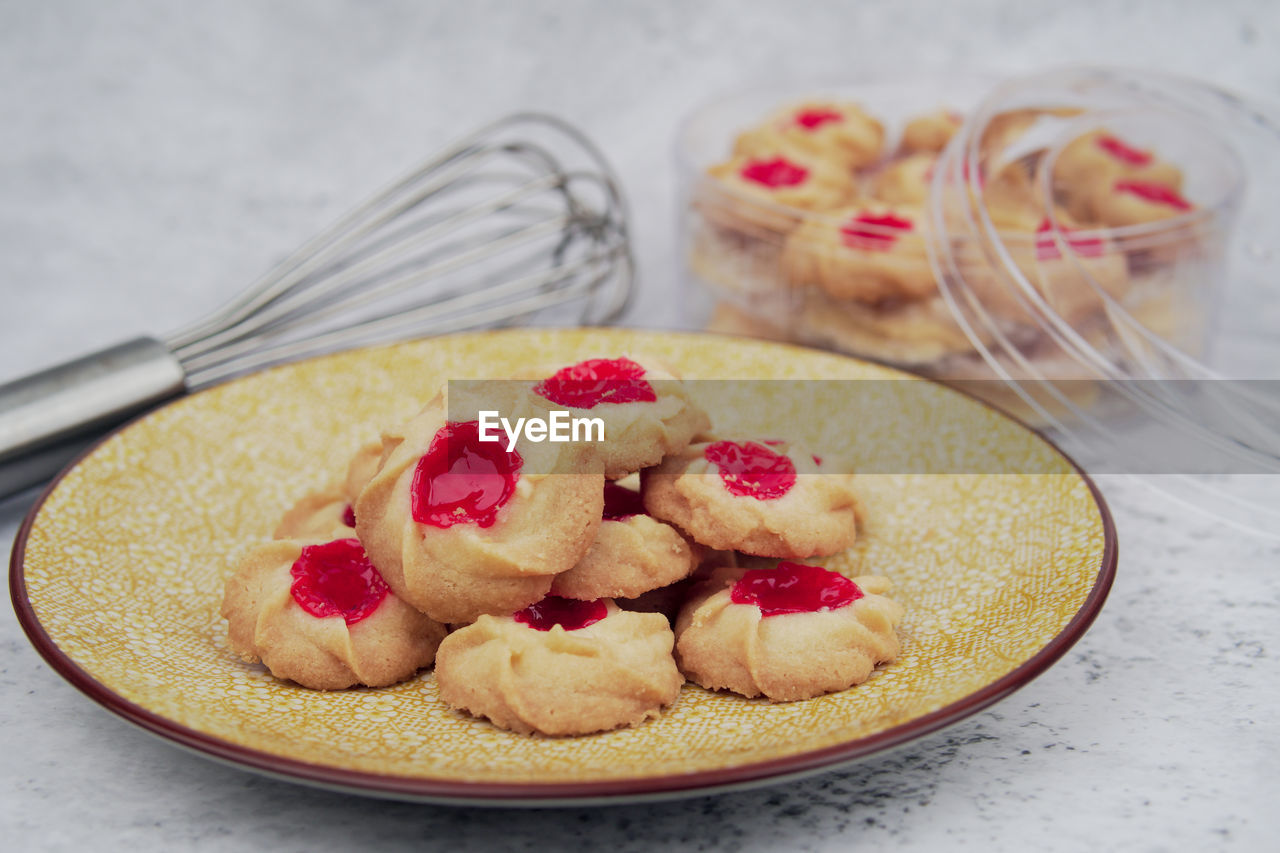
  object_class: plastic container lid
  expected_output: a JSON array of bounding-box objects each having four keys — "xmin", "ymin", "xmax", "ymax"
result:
[{"xmin": 924, "ymin": 67, "xmax": 1280, "ymax": 537}]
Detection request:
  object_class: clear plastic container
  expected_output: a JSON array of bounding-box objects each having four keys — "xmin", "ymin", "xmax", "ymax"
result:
[
  {"xmin": 679, "ymin": 76, "xmax": 1004, "ymax": 369},
  {"xmin": 676, "ymin": 67, "xmax": 1280, "ymax": 537}
]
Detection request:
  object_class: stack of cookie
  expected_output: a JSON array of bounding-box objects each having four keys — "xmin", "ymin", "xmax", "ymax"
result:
[
  {"xmin": 692, "ymin": 99, "xmax": 1193, "ymax": 371},
  {"xmin": 221, "ymin": 356, "xmax": 903, "ymax": 736}
]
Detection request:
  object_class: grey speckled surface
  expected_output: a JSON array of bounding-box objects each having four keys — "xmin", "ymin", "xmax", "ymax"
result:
[{"xmin": 3, "ymin": 1, "xmax": 1280, "ymax": 850}]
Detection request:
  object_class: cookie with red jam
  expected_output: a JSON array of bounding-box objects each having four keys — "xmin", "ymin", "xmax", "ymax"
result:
[
  {"xmin": 703, "ymin": 151, "xmax": 853, "ymax": 234},
  {"xmin": 898, "ymin": 108, "xmax": 963, "ymax": 155},
  {"xmin": 273, "ymin": 488, "xmax": 355, "ymax": 541},
  {"xmin": 221, "ymin": 537, "xmax": 446, "ymax": 690},
  {"xmin": 528, "ymin": 355, "xmax": 710, "ymax": 479},
  {"xmin": 794, "ymin": 288, "xmax": 981, "ymax": 366},
  {"xmin": 674, "ymin": 563, "xmax": 902, "ymax": 701},
  {"xmin": 434, "ymin": 596, "xmax": 684, "ymax": 736},
  {"xmin": 782, "ymin": 204, "xmax": 937, "ymax": 305},
  {"xmin": 1052, "ymin": 130, "xmax": 1184, "ymax": 224},
  {"xmin": 953, "ymin": 211, "xmax": 1130, "ymax": 326},
  {"xmin": 1092, "ymin": 178, "xmax": 1195, "ymax": 228},
  {"xmin": 356, "ymin": 384, "xmax": 604, "ymax": 625},
  {"xmin": 273, "ymin": 439, "xmax": 383, "ymax": 540},
  {"xmin": 734, "ymin": 101, "xmax": 885, "ymax": 170},
  {"xmin": 868, "ymin": 153, "xmax": 936, "ymax": 206},
  {"xmin": 550, "ymin": 482, "xmax": 698, "ymax": 601},
  {"xmin": 642, "ymin": 437, "xmax": 860, "ymax": 558}
]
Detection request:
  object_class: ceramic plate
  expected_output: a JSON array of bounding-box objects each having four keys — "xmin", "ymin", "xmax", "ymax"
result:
[{"xmin": 10, "ymin": 329, "xmax": 1115, "ymax": 805}]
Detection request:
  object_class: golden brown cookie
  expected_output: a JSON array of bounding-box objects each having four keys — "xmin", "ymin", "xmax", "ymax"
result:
[
  {"xmin": 704, "ymin": 151, "xmax": 853, "ymax": 233},
  {"xmin": 617, "ymin": 578, "xmax": 697, "ymax": 622},
  {"xmin": 526, "ymin": 355, "xmax": 711, "ymax": 480},
  {"xmin": 783, "ymin": 203, "xmax": 937, "ymax": 304},
  {"xmin": 1024, "ymin": 215, "xmax": 1131, "ymax": 317},
  {"xmin": 794, "ymin": 289, "xmax": 980, "ymax": 365},
  {"xmin": 1052, "ymin": 130, "xmax": 1183, "ymax": 223},
  {"xmin": 686, "ymin": 206, "xmax": 798, "ymax": 321},
  {"xmin": 703, "ymin": 300, "xmax": 793, "ymax": 342},
  {"xmin": 434, "ymin": 597, "xmax": 684, "ymax": 735},
  {"xmin": 355, "ymin": 384, "xmax": 604, "ymax": 624},
  {"xmin": 342, "ymin": 440, "xmax": 385, "ymax": 501},
  {"xmin": 273, "ymin": 439, "xmax": 382, "ymax": 540},
  {"xmin": 551, "ymin": 482, "xmax": 698, "ymax": 601},
  {"xmin": 734, "ymin": 100, "xmax": 885, "ymax": 170},
  {"xmin": 1091, "ymin": 178, "xmax": 1195, "ymax": 228},
  {"xmin": 674, "ymin": 563, "xmax": 903, "ymax": 701},
  {"xmin": 978, "ymin": 107, "xmax": 1082, "ymax": 159},
  {"xmin": 954, "ymin": 211, "xmax": 1130, "ymax": 326},
  {"xmin": 221, "ymin": 537, "xmax": 446, "ymax": 690},
  {"xmin": 642, "ymin": 438, "xmax": 859, "ymax": 559},
  {"xmin": 868, "ymin": 153, "xmax": 936, "ymax": 206},
  {"xmin": 978, "ymin": 160, "xmax": 1044, "ymax": 232},
  {"xmin": 899, "ymin": 108, "xmax": 963, "ymax": 155},
  {"xmin": 274, "ymin": 487, "xmax": 354, "ymax": 541}
]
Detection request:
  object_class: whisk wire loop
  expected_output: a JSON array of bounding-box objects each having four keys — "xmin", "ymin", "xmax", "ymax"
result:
[
  {"xmin": 0, "ymin": 113, "xmax": 632, "ymax": 499},
  {"xmin": 166, "ymin": 113, "xmax": 633, "ymax": 387}
]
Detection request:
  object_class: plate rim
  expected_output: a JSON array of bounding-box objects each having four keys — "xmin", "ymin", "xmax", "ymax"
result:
[{"xmin": 8, "ymin": 333, "xmax": 1118, "ymax": 806}]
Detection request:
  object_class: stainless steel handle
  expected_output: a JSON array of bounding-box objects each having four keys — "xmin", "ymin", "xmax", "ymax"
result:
[{"xmin": 0, "ymin": 337, "xmax": 187, "ymax": 499}]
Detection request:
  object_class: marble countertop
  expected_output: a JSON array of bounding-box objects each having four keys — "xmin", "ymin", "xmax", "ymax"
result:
[{"xmin": 3, "ymin": 1, "xmax": 1278, "ymax": 850}]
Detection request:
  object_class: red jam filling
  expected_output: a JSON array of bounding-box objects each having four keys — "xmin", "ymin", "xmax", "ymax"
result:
[
  {"xmin": 795, "ymin": 108, "xmax": 843, "ymax": 130},
  {"xmin": 962, "ymin": 159, "xmax": 984, "ymax": 188},
  {"xmin": 533, "ymin": 356, "xmax": 656, "ymax": 409},
  {"xmin": 289, "ymin": 538, "xmax": 388, "ymax": 624},
  {"xmin": 340, "ymin": 503, "xmax": 356, "ymax": 528},
  {"xmin": 704, "ymin": 440, "xmax": 796, "ymax": 500},
  {"xmin": 602, "ymin": 482, "xmax": 646, "ymax": 521},
  {"xmin": 841, "ymin": 212, "xmax": 914, "ymax": 252},
  {"xmin": 1114, "ymin": 179, "xmax": 1192, "ymax": 211},
  {"xmin": 1035, "ymin": 218, "xmax": 1104, "ymax": 261},
  {"xmin": 410, "ymin": 421, "xmax": 522, "ymax": 529},
  {"xmin": 762, "ymin": 438, "xmax": 821, "ymax": 467},
  {"xmin": 514, "ymin": 595, "xmax": 608, "ymax": 631},
  {"xmin": 1097, "ymin": 134, "xmax": 1153, "ymax": 167},
  {"xmin": 730, "ymin": 562, "xmax": 863, "ymax": 617},
  {"xmin": 740, "ymin": 157, "xmax": 809, "ymax": 188}
]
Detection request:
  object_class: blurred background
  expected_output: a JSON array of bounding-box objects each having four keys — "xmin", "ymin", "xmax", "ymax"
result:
[
  {"xmin": 3, "ymin": 0, "xmax": 1278, "ymax": 378},
  {"xmin": 2, "ymin": 2, "xmax": 1277, "ymax": 850}
]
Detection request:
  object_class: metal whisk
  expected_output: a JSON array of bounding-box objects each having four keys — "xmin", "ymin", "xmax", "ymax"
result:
[{"xmin": 0, "ymin": 113, "xmax": 633, "ymax": 499}]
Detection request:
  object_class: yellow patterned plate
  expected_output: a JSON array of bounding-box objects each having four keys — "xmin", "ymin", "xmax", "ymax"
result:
[{"xmin": 10, "ymin": 329, "xmax": 1115, "ymax": 805}]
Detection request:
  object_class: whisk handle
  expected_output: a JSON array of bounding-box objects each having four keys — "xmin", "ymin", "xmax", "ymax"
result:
[{"xmin": 0, "ymin": 337, "xmax": 187, "ymax": 500}]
